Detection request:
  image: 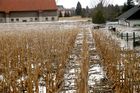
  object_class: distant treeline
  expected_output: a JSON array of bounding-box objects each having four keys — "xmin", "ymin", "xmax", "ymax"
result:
[
  {"xmin": 75, "ymin": 0, "xmax": 135, "ymax": 23},
  {"xmin": 91, "ymin": 0, "xmax": 135, "ymax": 23}
]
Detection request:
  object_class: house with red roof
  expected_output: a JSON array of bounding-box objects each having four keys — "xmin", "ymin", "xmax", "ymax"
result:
[{"xmin": 0, "ymin": 0, "xmax": 58, "ymax": 23}]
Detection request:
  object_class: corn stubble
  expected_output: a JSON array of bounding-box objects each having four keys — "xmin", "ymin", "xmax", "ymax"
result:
[
  {"xmin": 93, "ymin": 30, "xmax": 140, "ymax": 93},
  {"xmin": 0, "ymin": 29, "xmax": 78, "ymax": 93},
  {"xmin": 0, "ymin": 27, "xmax": 140, "ymax": 93},
  {"xmin": 78, "ymin": 31, "xmax": 89, "ymax": 93}
]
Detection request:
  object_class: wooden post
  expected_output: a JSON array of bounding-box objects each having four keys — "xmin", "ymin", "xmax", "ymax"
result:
[
  {"xmin": 126, "ymin": 33, "xmax": 128, "ymax": 42},
  {"xmin": 133, "ymin": 32, "xmax": 135, "ymax": 47}
]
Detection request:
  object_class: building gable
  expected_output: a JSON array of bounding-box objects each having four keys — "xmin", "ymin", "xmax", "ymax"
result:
[
  {"xmin": 128, "ymin": 9, "xmax": 140, "ymax": 20},
  {"xmin": 117, "ymin": 6, "xmax": 140, "ymax": 20}
]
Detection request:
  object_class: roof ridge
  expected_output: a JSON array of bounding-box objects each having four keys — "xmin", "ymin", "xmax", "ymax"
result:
[
  {"xmin": 0, "ymin": 0, "xmax": 57, "ymax": 12},
  {"xmin": 117, "ymin": 6, "xmax": 140, "ymax": 20}
]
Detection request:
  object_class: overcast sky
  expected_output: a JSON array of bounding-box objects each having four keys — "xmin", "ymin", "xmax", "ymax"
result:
[{"xmin": 56, "ymin": 0, "xmax": 128, "ymax": 8}]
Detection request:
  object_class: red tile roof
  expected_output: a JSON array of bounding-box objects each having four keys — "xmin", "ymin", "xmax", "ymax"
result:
[{"xmin": 0, "ymin": 0, "xmax": 57, "ymax": 13}]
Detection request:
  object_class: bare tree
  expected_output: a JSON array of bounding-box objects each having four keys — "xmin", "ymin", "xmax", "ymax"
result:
[{"xmin": 90, "ymin": 0, "xmax": 111, "ymax": 8}]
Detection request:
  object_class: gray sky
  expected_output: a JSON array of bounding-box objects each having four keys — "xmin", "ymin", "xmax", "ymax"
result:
[{"xmin": 56, "ymin": 0, "xmax": 128, "ymax": 8}]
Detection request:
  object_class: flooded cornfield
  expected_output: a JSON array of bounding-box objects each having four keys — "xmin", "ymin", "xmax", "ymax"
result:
[{"xmin": 0, "ymin": 21, "xmax": 140, "ymax": 93}]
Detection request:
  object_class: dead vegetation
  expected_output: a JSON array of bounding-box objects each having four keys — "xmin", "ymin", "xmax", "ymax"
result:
[
  {"xmin": 78, "ymin": 31, "xmax": 89, "ymax": 93},
  {"xmin": 0, "ymin": 23, "xmax": 140, "ymax": 93},
  {"xmin": 0, "ymin": 28, "xmax": 78, "ymax": 93},
  {"xmin": 93, "ymin": 30, "xmax": 140, "ymax": 93}
]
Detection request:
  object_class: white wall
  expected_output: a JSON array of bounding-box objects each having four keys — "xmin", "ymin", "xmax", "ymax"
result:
[
  {"xmin": 61, "ymin": 11, "xmax": 65, "ymax": 17},
  {"xmin": 0, "ymin": 18, "xmax": 6, "ymax": 23},
  {"xmin": 119, "ymin": 19, "xmax": 140, "ymax": 27},
  {"xmin": 41, "ymin": 16, "xmax": 58, "ymax": 21},
  {"xmin": 129, "ymin": 20, "xmax": 140, "ymax": 27},
  {"xmin": 9, "ymin": 17, "xmax": 38, "ymax": 23},
  {"xmin": 8, "ymin": 16, "xmax": 58, "ymax": 23},
  {"xmin": 0, "ymin": 11, "xmax": 58, "ymax": 23},
  {"xmin": 118, "ymin": 20, "xmax": 128, "ymax": 26}
]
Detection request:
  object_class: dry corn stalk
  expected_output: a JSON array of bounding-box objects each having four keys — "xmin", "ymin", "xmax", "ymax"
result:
[
  {"xmin": 93, "ymin": 30, "xmax": 140, "ymax": 93},
  {"xmin": 0, "ymin": 28, "xmax": 78, "ymax": 93}
]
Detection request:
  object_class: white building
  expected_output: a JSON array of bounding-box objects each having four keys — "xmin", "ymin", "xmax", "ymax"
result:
[
  {"xmin": 117, "ymin": 6, "xmax": 140, "ymax": 27},
  {"xmin": 57, "ymin": 5, "xmax": 75, "ymax": 17}
]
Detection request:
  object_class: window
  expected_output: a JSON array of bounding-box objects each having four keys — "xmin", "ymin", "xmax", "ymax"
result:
[
  {"xmin": 16, "ymin": 19, "xmax": 19, "ymax": 22},
  {"xmin": 52, "ymin": 17, "xmax": 54, "ymax": 21},
  {"xmin": 22, "ymin": 20, "xmax": 27, "ymax": 22},
  {"xmin": 11, "ymin": 19, "xmax": 14, "ymax": 22},
  {"xmin": 35, "ymin": 18, "xmax": 38, "ymax": 21},
  {"xmin": 46, "ymin": 17, "xmax": 48, "ymax": 21}
]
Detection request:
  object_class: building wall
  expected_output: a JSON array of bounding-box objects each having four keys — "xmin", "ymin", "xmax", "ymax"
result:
[
  {"xmin": 9, "ymin": 11, "xmax": 38, "ymax": 22},
  {"xmin": 0, "ymin": 12, "xmax": 6, "ymax": 23},
  {"xmin": 129, "ymin": 20, "xmax": 140, "ymax": 27},
  {"xmin": 61, "ymin": 11, "xmax": 65, "ymax": 17},
  {"xmin": 58, "ymin": 9, "xmax": 75, "ymax": 17},
  {"xmin": 118, "ymin": 19, "xmax": 128, "ymax": 26},
  {"xmin": 119, "ymin": 19, "xmax": 140, "ymax": 27},
  {"xmin": 41, "ymin": 11, "xmax": 58, "ymax": 21},
  {"xmin": 41, "ymin": 16, "xmax": 58, "ymax": 21},
  {"xmin": 9, "ymin": 17, "xmax": 39, "ymax": 22},
  {"xmin": 42, "ymin": 11, "xmax": 57, "ymax": 16},
  {"xmin": 10, "ymin": 11, "xmax": 38, "ymax": 17},
  {"xmin": 0, "ymin": 11, "xmax": 58, "ymax": 23},
  {"xmin": 0, "ymin": 12, "xmax": 5, "ymax": 17}
]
